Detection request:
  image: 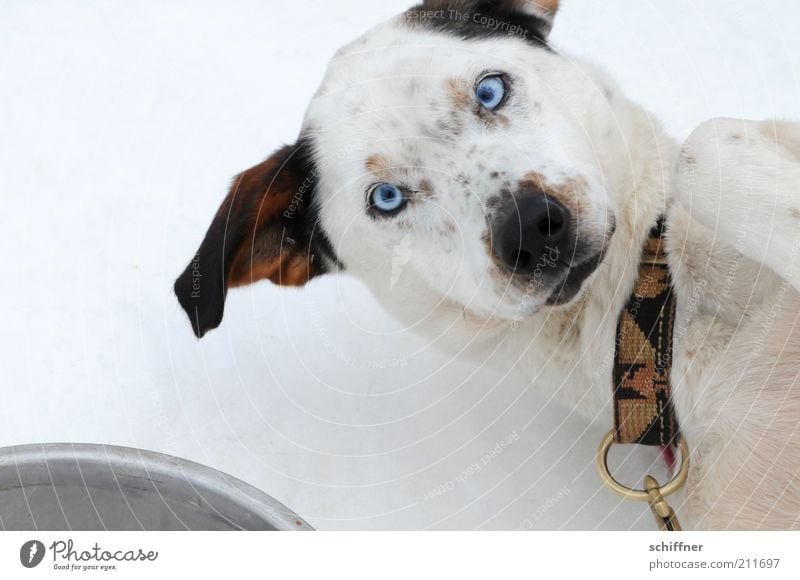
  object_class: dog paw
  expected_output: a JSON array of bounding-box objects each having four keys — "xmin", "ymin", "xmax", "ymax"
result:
[
  {"xmin": 673, "ymin": 117, "xmax": 800, "ymax": 282},
  {"xmin": 673, "ymin": 117, "xmax": 800, "ymax": 231},
  {"xmin": 673, "ymin": 117, "xmax": 756, "ymax": 230}
]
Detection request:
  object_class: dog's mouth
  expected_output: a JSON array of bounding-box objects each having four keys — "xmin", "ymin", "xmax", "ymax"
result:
[
  {"xmin": 544, "ymin": 218, "xmax": 616, "ymax": 307},
  {"xmin": 484, "ymin": 245, "xmax": 608, "ymax": 322},
  {"xmin": 545, "ymin": 249, "xmax": 607, "ymax": 306}
]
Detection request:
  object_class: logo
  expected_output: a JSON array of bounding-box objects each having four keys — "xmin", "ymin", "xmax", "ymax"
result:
[{"xmin": 20, "ymin": 540, "xmax": 46, "ymax": 568}]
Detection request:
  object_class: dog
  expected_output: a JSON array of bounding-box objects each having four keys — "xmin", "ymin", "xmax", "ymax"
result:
[{"xmin": 174, "ymin": 0, "xmax": 800, "ymax": 530}]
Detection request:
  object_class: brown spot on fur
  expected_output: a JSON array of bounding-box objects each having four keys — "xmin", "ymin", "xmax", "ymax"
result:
[
  {"xmin": 684, "ymin": 155, "xmax": 697, "ymax": 167},
  {"xmin": 480, "ymin": 110, "xmax": 511, "ymax": 128},
  {"xmin": 446, "ymin": 77, "xmax": 473, "ymax": 110},
  {"xmin": 418, "ymin": 179, "xmax": 434, "ymax": 196},
  {"xmin": 365, "ymin": 154, "xmax": 391, "ymax": 177},
  {"xmin": 240, "ymin": 247, "xmax": 312, "ymax": 288},
  {"xmin": 518, "ymin": 171, "xmax": 587, "ymax": 217},
  {"xmin": 791, "ymin": 209, "xmax": 800, "ymax": 220},
  {"xmin": 762, "ymin": 120, "xmax": 800, "ymax": 161},
  {"xmin": 222, "ymin": 156, "xmax": 321, "ymax": 288},
  {"xmin": 534, "ymin": 0, "xmax": 559, "ymax": 14}
]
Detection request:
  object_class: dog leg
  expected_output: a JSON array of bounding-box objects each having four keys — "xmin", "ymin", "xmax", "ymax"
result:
[
  {"xmin": 677, "ymin": 292, "xmax": 800, "ymax": 530},
  {"xmin": 673, "ymin": 118, "xmax": 800, "ymax": 292}
]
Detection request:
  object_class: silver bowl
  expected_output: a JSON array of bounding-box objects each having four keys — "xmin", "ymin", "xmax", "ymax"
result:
[{"xmin": 0, "ymin": 444, "xmax": 313, "ymax": 531}]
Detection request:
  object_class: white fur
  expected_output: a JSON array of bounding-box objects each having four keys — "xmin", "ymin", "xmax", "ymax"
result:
[
  {"xmin": 298, "ymin": 15, "xmax": 800, "ymax": 530},
  {"xmin": 670, "ymin": 118, "xmax": 800, "ymax": 529}
]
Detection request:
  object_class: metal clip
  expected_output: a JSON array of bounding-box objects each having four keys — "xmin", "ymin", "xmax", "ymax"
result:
[
  {"xmin": 645, "ymin": 475, "xmax": 682, "ymax": 531},
  {"xmin": 596, "ymin": 431, "xmax": 689, "ymax": 531}
]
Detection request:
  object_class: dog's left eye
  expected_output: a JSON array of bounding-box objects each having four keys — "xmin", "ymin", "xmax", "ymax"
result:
[
  {"xmin": 368, "ymin": 183, "xmax": 407, "ymax": 215},
  {"xmin": 475, "ymin": 74, "xmax": 506, "ymax": 110}
]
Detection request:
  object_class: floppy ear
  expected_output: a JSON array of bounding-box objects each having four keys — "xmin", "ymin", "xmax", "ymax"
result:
[{"xmin": 174, "ymin": 138, "xmax": 335, "ymax": 338}]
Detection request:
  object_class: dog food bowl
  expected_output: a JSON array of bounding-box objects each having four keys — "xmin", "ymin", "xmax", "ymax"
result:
[{"xmin": 0, "ymin": 443, "xmax": 312, "ymax": 531}]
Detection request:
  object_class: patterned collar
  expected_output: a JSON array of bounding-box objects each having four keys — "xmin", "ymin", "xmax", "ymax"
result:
[{"xmin": 612, "ymin": 218, "xmax": 679, "ymax": 448}]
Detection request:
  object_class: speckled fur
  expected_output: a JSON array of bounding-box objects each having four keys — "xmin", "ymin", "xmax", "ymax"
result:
[
  {"xmin": 185, "ymin": 2, "xmax": 800, "ymax": 529},
  {"xmin": 301, "ymin": 10, "xmax": 800, "ymax": 529}
]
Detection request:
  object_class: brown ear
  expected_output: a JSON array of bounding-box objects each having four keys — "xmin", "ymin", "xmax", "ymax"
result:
[
  {"xmin": 521, "ymin": 1, "xmax": 560, "ymax": 20},
  {"xmin": 174, "ymin": 138, "xmax": 337, "ymax": 338},
  {"xmin": 496, "ymin": 1, "xmax": 560, "ymax": 26}
]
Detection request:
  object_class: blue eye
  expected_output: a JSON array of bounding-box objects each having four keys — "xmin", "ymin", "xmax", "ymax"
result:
[
  {"xmin": 475, "ymin": 75, "xmax": 507, "ymax": 110},
  {"xmin": 369, "ymin": 183, "xmax": 407, "ymax": 214}
]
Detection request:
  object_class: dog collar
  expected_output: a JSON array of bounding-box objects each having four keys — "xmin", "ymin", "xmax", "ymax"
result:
[
  {"xmin": 612, "ymin": 217, "xmax": 679, "ymax": 447},
  {"xmin": 596, "ymin": 217, "xmax": 689, "ymax": 531}
]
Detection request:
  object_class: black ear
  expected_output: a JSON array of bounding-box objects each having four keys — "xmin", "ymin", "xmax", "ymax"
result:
[
  {"xmin": 414, "ymin": 0, "xmax": 560, "ymax": 41},
  {"xmin": 174, "ymin": 138, "xmax": 334, "ymax": 338}
]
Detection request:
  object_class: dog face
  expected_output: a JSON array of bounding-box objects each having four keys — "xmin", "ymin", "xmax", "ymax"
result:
[{"xmin": 176, "ymin": 0, "xmax": 617, "ymax": 338}]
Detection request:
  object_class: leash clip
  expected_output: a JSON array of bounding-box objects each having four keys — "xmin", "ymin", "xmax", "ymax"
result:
[
  {"xmin": 644, "ymin": 475, "xmax": 682, "ymax": 531},
  {"xmin": 596, "ymin": 430, "xmax": 689, "ymax": 531}
]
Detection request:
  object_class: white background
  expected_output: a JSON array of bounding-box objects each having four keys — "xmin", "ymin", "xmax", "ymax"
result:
[{"xmin": 1, "ymin": 0, "xmax": 798, "ymax": 530}]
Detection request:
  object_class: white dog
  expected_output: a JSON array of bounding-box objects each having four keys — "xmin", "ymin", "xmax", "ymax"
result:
[{"xmin": 175, "ymin": 0, "xmax": 800, "ymax": 530}]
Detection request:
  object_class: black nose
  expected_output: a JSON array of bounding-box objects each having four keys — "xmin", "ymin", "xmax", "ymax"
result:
[{"xmin": 494, "ymin": 195, "xmax": 572, "ymax": 275}]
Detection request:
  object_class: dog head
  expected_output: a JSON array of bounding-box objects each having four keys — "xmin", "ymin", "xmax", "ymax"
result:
[{"xmin": 175, "ymin": 0, "xmax": 620, "ymax": 338}]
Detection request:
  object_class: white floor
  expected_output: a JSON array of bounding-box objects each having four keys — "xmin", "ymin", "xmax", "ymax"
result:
[{"xmin": 1, "ymin": 0, "xmax": 798, "ymax": 530}]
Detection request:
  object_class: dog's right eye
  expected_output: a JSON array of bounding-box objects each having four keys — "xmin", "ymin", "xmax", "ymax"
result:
[
  {"xmin": 368, "ymin": 183, "xmax": 407, "ymax": 215},
  {"xmin": 475, "ymin": 74, "xmax": 507, "ymax": 111}
]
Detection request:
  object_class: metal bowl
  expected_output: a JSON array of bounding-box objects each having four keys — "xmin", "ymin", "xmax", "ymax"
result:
[{"xmin": 0, "ymin": 444, "xmax": 313, "ymax": 531}]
